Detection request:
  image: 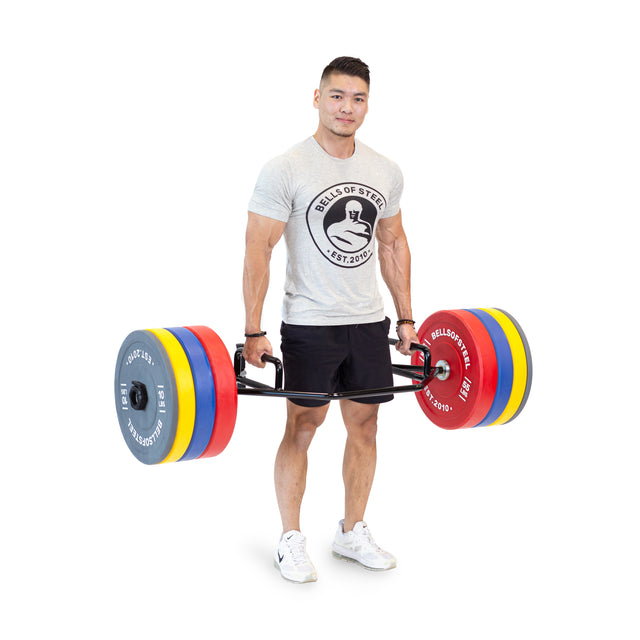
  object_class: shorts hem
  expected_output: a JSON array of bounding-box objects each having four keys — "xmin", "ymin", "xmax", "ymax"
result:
[
  {"xmin": 287, "ymin": 394, "xmax": 394, "ymax": 407},
  {"xmin": 287, "ymin": 397, "xmax": 331, "ymax": 408},
  {"xmin": 349, "ymin": 394, "xmax": 394, "ymax": 405}
]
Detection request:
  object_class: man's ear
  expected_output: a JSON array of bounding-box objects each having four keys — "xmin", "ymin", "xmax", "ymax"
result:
[{"xmin": 313, "ymin": 89, "xmax": 320, "ymax": 109}]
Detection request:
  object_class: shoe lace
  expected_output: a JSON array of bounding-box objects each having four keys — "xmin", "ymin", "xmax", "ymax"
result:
[
  {"xmin": 288, "ymin": 537, "xmax": 309, "ymax": 564},
  {"xmin": 356, "ymin": 525, "xmax": 384, "ymax": 553}
]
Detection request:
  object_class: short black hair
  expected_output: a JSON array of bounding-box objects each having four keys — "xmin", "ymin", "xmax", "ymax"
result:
[{"xmin": 320, "ymin": 56, "xmax": 370, "ymax": 89}]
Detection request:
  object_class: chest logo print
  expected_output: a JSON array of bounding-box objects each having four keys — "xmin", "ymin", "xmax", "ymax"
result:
[{"xmin": 306, "ymin": 182, "xmax": 386, "ymax": 269}]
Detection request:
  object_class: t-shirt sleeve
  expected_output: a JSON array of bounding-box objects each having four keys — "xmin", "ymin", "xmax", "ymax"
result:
[
  {"xmin": 247, "ymin": 155, "xmax": 293, "ymax": 222},
  {"xmin": 382, "ymin": 161, "xmax": 404, "ymax": 219}
]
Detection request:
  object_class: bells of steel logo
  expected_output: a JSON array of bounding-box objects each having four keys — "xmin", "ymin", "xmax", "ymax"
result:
[{"xmin": 306, "ymin": 182, "xmax": 386, "ymax": 268}]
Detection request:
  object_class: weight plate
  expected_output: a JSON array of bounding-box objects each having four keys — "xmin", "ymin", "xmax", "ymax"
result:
[
  {"xmin": 466, "ymin": 309, "xmax": 514, "ymax": 427},
  {"xmin": 114, "ymin": 330, "xmax": 178, "ymax": 465},
  {"xmin": 186, "ymin": 326, "xmax": 237, "ymax": 457},
  {"xmin": 481, "ymin": 308, "xmax": 528, "ymax": 424},
  {"xmin": 493, "ymin": 309, "xmax": 532, "ymax": 423},
  {"xmin": 412, "ymin": 310, "xmax": 498, "ymax": 429},
  {"xmin": 167, "ymin": 327, "xmax": 216, "ymax": 461},
  {"xmin": 148, "ymin": 328, "xmax": 196, "ymax": 463}
]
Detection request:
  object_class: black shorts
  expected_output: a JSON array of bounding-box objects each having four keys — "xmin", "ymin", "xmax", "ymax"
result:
[{"xmin": 280, "ymin": 318, "xmax": 394, "ymax": 408}]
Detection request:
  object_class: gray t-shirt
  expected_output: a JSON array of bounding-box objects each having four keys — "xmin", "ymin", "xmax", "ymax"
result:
[{"xmin": 248, "ymin": 136, "xmax": 403, "ymax": 325}]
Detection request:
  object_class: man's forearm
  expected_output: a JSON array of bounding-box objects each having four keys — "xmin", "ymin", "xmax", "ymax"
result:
[
  {"xmin": 379, "ymin": 239, "xmax": 413, "ymax": 320},
  {"xmin": 242, "ymin": 246, "xmax": 271, "ymax": 333}
]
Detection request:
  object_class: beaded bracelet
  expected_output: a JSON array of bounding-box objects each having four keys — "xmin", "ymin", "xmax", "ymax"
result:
[
  {"xmin": 396, "ymin": 319, "xmax": 415, "ymax": 326},
  {"xmin": 244, "ymin": 331, "xmax": 267, "ymax": 338}
]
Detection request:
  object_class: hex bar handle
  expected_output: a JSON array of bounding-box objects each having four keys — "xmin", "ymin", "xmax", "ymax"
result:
[{"xmin": 234, "ymin": 339, "xmax": 439, "ymax": 401}]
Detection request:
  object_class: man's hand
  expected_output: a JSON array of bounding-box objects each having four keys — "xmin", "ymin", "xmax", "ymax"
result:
[
  {"xmin": 242, "ymin": 335, "xmax": 273, "ymax": 368},
  {"xmin": 395, "ymin": 322, "xmax": 420, "ymax": 356}
]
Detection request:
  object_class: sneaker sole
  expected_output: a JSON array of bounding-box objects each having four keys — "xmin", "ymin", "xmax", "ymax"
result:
[
  {"xmin": 273, "ymin": 559, "xmax": 318, "ymax": 583},
  {"xmin": 331, "ymin": 550, "xmax": 397, "ymax": 571}
]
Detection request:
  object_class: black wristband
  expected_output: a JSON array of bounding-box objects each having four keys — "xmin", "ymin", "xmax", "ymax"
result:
[{"xmin": 244, "ymin": 331, "xmax": 267, "ymax": 338}]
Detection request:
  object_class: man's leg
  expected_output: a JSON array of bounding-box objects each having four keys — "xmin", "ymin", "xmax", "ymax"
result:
[
  {"xmin": 274, "ymin": 400, "xmax": 330, "ymax": 533},
  {"xmin": 339, "ymin": 399, "xmax": 380, "ymax": 532},
  {"xmin": 332, "ymin": 399, "xmax": 396, "ymax": 570}
]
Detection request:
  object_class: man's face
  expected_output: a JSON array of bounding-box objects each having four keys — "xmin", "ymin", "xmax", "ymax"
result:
[{"xmin": 314, "ymin": 73, "xmax": 369, "ymax": 139}]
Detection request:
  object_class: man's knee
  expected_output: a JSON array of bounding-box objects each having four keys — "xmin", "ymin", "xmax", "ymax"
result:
[
  {"xmin": 341, "ymin": 400, "xmax": 379, "ymax": 442},
  {"xmin": 284, "ymin": 401, "xmax": 329, "ymax": 448}
]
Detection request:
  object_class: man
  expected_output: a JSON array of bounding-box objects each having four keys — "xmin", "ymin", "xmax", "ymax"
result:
[{"xmin": 242, "ymin": 57, "xmax": 419, "ymax": 583}]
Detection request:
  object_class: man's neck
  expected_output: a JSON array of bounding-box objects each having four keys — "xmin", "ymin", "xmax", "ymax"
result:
[{"xmin": 313, "ymin": 129, "xmax": 355, "ymax": 159}]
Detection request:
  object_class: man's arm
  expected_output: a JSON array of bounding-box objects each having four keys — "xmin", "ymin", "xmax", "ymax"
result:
[
  {"xmin": 376, "ymin": 210, "xmax": 419, "ymax": 355},
  {"xmin": 242, "ymin": 211, "xmax": 286, "ymax": 367}
]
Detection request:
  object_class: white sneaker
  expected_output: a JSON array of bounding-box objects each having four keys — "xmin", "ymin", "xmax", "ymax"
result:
[
  {"xmin": 332, "ymin": 520, "xmax": 397, "ymax": 571},
  {"xmin": 274, "ymin": 530, "xmax": 318, "ymax": 583}
]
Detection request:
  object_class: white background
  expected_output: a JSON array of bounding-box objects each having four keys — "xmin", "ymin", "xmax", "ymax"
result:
[{"xmin": 2, "ymin": 1, "xmax": 638, "ymax": 638}]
